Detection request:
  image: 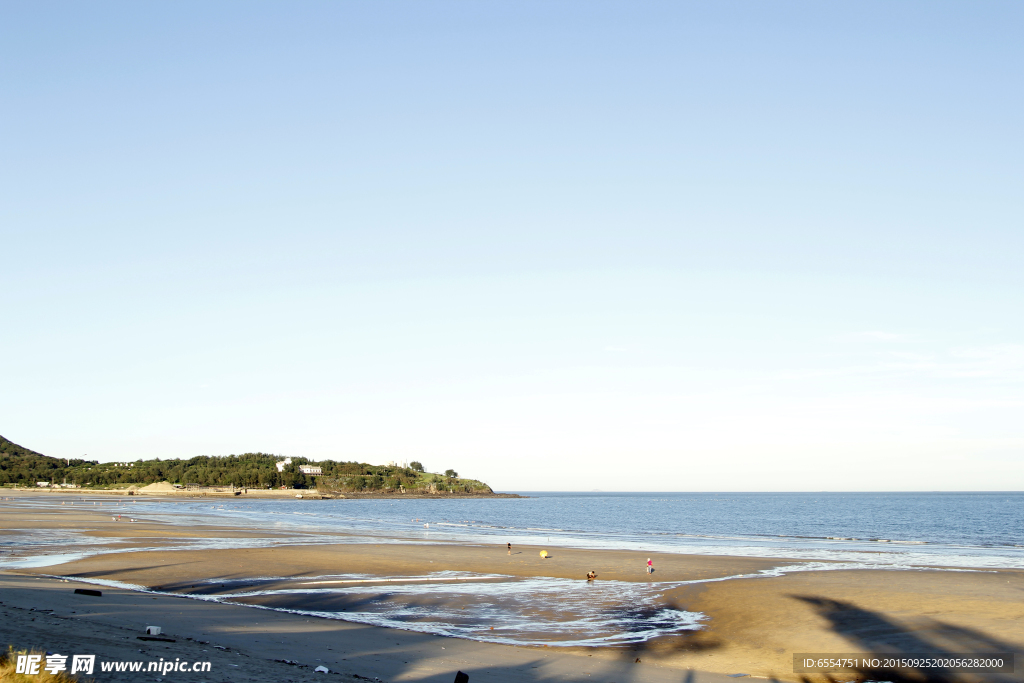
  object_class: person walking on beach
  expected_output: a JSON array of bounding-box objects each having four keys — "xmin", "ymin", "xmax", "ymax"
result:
[
  {"xmin": 646, "ymin": 558, "xmax": 653, "ymax": 574},
  {"xmin": 507, "ymin": 542, "xmax": 512, "ymax": 555}
]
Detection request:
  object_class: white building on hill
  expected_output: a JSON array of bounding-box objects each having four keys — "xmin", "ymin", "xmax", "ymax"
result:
[{"xmin": 275, "ymin": 458, "xmax": 321, "ymax": 476}]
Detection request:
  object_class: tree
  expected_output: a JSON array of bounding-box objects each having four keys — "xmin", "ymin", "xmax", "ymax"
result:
[
  {"xmin": 409, "ymin": 461, "xmax": 424, "ymax": 472},
  {"xmin": 280, "ymin": 462, "xmax": 309, "ymax": 489},
  {"xmin": 444, "ymin": 469, "xmax": 458, "ymax": 479}
]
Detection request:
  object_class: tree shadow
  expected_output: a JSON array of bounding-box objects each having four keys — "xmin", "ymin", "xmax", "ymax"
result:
[{"xmin": 793, "ymin": 595, "xmax": 1020, "ymax": 683}]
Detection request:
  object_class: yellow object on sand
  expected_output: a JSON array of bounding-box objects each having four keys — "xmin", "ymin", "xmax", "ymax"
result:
[{"xmin": 539, "ymin": 550, "xmax": 548, "ymax": 558}]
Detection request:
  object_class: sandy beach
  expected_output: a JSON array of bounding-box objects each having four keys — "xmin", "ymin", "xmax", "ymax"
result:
[{"xmin": 1, "ymin": 493, "xmax": 1021, "ymax": 683}]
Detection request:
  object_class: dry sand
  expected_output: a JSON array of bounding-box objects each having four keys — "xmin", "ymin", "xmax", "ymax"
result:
[{"xmin": 1, "ymin": 492, "xmax": 1021, "ymax": 683}]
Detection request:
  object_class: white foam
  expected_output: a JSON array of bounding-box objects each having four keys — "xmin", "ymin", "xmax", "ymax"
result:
[{"xmin": 45, "ymin": 571, "xmax": 706, "ymax": 646}]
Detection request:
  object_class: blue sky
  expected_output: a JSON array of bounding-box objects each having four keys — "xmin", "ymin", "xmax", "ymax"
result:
[{"xmin": 2, "ymin": 2, "xmax": 1022, "ymax": 490}]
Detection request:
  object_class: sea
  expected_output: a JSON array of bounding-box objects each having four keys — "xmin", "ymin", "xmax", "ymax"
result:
[{"xmin": 2, "ymin": 491, "xmax": 1021, "ymax": 647}]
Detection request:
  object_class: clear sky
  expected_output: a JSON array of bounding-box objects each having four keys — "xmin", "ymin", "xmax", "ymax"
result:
[{"xmin": 2, "ymin": 2, "xmax": 1022, "ymax": 491}]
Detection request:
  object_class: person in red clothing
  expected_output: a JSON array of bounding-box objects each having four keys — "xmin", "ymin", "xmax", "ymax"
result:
[{"xmin": 646, "ymin": 558, "xmax": 653, "ymax": 574}]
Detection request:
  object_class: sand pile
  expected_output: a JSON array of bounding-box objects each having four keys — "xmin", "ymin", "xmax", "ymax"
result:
[{"xmin": 137, "ymin": 481, "xmax": 178, "ymax": 493}]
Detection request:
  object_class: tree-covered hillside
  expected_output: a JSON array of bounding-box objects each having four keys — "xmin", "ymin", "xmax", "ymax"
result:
[
  {"xmin": 0, "ymin": 435, "xmax": 95, "ymax": 485},
  {"xmin": 0, "ymin": 434, "xmax": 491, "ymax": 493}
]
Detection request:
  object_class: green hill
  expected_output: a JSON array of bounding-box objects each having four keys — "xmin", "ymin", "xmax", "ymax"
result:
[
  {"xmin": 0, "ymin": 434, "xmax": 95, "ymax": 485},
  {"xmin": 0, "ymin": 434, "xmax": 492, "ymax": 494}
]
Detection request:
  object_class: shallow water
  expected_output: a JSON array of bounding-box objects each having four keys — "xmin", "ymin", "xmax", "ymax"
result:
[
  {"xmin": 221, "ymin": 572, "xmax": 707, "ymax": 646},
  {"xmin": 207, "ymin": 563, "xmax": 982, "ymax": 647},
  {"xmin": 42, "ymin": 571, "xmax": 706, "ymax": 647},
  {"xmin": 3, "ymin": 492, "xmax": 1023, "ymax": 568},
  {"xmin": 41, "ymin": 562, "xmax": 982, "ymax": 647},
  {"xmin": 4, "ymin": 492, "xmax": 1014, "ymax": 648}
]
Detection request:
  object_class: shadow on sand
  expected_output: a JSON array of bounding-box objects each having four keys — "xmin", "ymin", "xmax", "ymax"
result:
[{"xmin": 790, "ymin": 595, "xmax": 1019, "ymax": 683}]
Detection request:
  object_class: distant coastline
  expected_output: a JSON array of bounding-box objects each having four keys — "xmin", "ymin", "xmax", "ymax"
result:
[
  {"xmin": 0, "ymin": 485, "xmax": 524, "ymax": 500},
  {"xmin": 0, "ymin": 433, "xmax": 507, "ymax": 497}
]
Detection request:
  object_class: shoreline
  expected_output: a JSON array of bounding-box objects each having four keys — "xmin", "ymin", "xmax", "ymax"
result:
[
  {"xmin": 1, "ymin": 486, "xmax": 525, "ymax": 499},
  {"xmin": 6, "ymin": 546, "xmax": 1022, "ymax": 682},
  {"xmin": 1, "ymin": 494, "xmax": 1021, "ymax": 681},
  {"xmin": 3, "ymin": 489, "xmax": 1018, "ymax": 572}
]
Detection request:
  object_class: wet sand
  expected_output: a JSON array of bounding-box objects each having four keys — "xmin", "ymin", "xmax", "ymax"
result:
[
  {"xmin": 1, "ymin": 494, "xmax": 1022, "ymax": 682},
  {"xmin": 0, "ymin": 573, "xmax": 742, "ymax": 683}
]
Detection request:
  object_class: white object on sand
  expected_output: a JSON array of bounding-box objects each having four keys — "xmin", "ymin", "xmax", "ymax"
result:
[
  {"xmin": 145, "ymin": 626, "xmax": 162, "ymax": 635},
  {"xmin": 314, "ymin": 666, "xmax": 329, "ymax": 673}
]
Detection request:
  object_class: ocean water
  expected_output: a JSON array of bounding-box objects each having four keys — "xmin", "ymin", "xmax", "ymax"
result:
[
  {"xmin": 3, "ymin": 491, "xmax": 1022, "ymax": 569},
  {"xmin": 3, "ymin": 491, "xmax": 1021, "ymax": 647}
]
